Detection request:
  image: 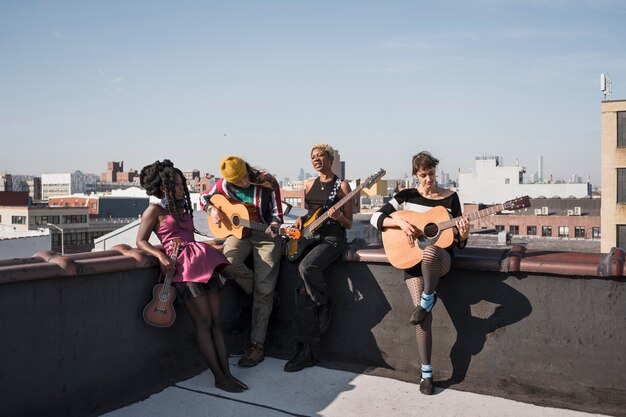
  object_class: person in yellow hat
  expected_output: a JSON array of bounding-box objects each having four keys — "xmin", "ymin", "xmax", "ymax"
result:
[{"xmin": 200, "ymin": 156, "xmax": 283, "ymax": 368}]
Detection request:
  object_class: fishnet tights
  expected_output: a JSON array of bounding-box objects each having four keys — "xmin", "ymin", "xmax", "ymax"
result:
[{"xmin": 405, "ymin": 245, "xmax": 451, "ymax": 365}]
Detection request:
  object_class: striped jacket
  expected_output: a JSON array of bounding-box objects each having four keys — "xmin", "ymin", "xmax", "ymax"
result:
[{"xmin": 199, "ymin": 177, "xmax": 283, "ymax": 225}]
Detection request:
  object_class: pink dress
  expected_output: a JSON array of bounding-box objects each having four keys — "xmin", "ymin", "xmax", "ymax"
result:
[{"xmin": 155, "ymin": 213, "xmax": 229, "ymax": 283}]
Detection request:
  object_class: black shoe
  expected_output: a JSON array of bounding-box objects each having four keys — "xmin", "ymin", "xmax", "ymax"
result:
[
  {"xmin": 284, "ymin": 343, "xmax": 317, "ymax": 372},
  {"xmin": 410, "ymin": 293, "xmax": 437, "ymax": 325},
  {"xmin": 420, "ymin": 377, "xmax": 434, "ymax": 395},
  {"xmin": 319, "ymin": 302, "xmax": 332, "ymax": 334}
]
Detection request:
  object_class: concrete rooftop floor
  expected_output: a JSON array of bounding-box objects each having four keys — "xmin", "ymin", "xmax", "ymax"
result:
[{"xmin": 102, "ymin": 357, "xmax": 607, "ymax": 417}]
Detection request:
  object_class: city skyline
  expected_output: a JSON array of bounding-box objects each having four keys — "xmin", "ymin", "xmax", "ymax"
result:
[
  {"xmin": 2, "ymin": 153, "xmax": 591, "ymax": 187},
  {"xmin": 2, "ymin": 1, "xmax": 625, "ymax": 183}
]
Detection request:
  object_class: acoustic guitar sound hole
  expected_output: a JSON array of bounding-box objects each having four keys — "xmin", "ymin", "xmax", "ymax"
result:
[
  {"xmin": 423, "ymin": 223, "xmax": 438, "ymax": 239},
  {"xmin": 232, "ymin": 216, "xmax": 240, "ymax": 226}
]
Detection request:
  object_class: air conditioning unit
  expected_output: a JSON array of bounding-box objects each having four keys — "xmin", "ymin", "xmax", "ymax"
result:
[
  {"xmin": 567, "ymin": 209, "xmax": 574, "ymax": 216},
  {"xmin": 574, "ymin": 206, "xmax": 581, "ymax": 216},
  {"xmin": 534, "ymin": 208, "xmax": 543, "ymax": 215},
  {"xmin": 541, "ymin": 206, "xmax": 549, "ymax": 215}
]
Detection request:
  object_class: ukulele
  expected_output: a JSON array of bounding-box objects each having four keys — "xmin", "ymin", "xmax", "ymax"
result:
[
  {"xmin": 143, "ymin": 239, "xmax": 182, "ymax": 328},
  {"xmin": 381, "ymin": 195, "xmax": 531, "ymax": 269}
]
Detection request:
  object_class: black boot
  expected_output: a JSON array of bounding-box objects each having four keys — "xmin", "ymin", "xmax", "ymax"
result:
[{"xmin": 284, "ymin": 343, "xmax": 317, "ymax": 372}]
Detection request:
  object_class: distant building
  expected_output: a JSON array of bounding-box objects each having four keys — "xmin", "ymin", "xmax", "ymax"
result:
[
  {"xmin": 0, "ymin": 227, "xmax": 51, "ymax": 260},
  {"xmin": 101, "ymin": 161, "xmax": 124, "ymax": 182},
  {"xmin": 0, "ymin": 191, "xmax": 140, "ymax": 254},
  {"xmin": 48, "ymin": 195, "xmax": 148, "ymax": 219},
  {"xmin": 41, "ymin": 171, "xmax": 95, "ymax": 201},
  {"xmin": 331, "ymin": 149, "xmax": 344, "ymax": 178},
  {"xmin": 458, "ymin": 156, "xmax": 591, "ymax": 205},
  {"xmin": 601, "ymin": 99, "xmax": 626, "ymax": 252},
  {"xmin": 100, "ymin": 161, "xmax": 139, "ymax": 187},
  {"xmin": 26, "ymin": 177, "xmax": 42, "ymax": 202},
  {"xmin": 197, "ymin": 174, "xmax": 216, "ymax": 195},
  {"xmin": 0, "ymin": 173, "xmax": 12, "ymax": 192},
  {"xmin": 465, "ymin": 197, "xmax": 600, "ymax": 240},
  {"xmin": 183, "ymin": 170, "xmax": 202, "ymax": 192}
]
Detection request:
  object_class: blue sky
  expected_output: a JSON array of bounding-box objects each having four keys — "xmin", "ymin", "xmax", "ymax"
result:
[{"xmin": 1, "ymin": 0, "xmax": 625, "ymax": 185}]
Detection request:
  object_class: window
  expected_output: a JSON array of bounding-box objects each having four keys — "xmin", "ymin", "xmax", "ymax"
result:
[
  {"xmin": 509, "ymin": 225, "xmax": 519, "ymax": 235},
  {"xmin": 62, "ymin": 215, "xmax": 87, "ymax": 224},
  {"xmin": 527, "ymin": 225, "xmax": 537, "ymax": 236},
  {"xmin": 504, "ymin": 178, "xmax": 510, "ymax": 184},
  {"xmin": 34, "ymin": 215, "xmax": 61, "ymax": 225},
  {"xmin": 495, "ymin": 225, "xmax": 505, "ymax": 233},
  {"xmin": 558, "ymin": 226, "xmax": 569, "ymax": 238},
  {"xmin": 592, "ymin": 227, "xmax": 601, "ymax": 239},
  {"xmin": 12, "ymin": 216, "xmax": 26, "ymax": 225},
  {"xmin": 618, "ymin": 225, "xmax": 626, "ymax": 250},
  {"xmin": 285, "ymin": 197, "xmax": 302, "ymax": 207},
  {"xmin": 574, "ymin": 227, "xmax": 585, "ymax": 238},
  {"xmin": 618, "ymin": 168, "xmax": 626, "ymax": 203},
  {"xmin": 619, "ymin": 111, "xmax": 626, "ymax": 147},
  {"xmin": 541, "ymin": 226, "xmax": 552, "ymax": 237}
]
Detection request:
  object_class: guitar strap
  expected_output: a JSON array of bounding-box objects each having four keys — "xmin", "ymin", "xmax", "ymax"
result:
[{"xmin": 322, "ymin": 177, "xmax": 342, "ymax": 211}]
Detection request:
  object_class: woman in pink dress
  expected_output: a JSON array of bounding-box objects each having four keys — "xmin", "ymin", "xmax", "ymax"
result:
[{"xmin": 136, "ymin": 159, "xmax": 247, "ymax": 393}]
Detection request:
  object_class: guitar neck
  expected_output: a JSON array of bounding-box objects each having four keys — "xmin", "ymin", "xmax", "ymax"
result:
[
  {"xmin": 238, "ymin": 218, "xmax": 268, "ymax": 232},
  {"xmin": 303, "ymin": 182, "xmax": 364, "ymax": 234},
  {"xmin": 238, "ymin": 218, "xmax": 282, "ymax": 234},
  {"xmin": 439, "ymin": 203, "xmax": 505, "ymax": 230},
  {"xmin": 161, "ymin": 248, "xmax": 180, "ymax": 290}
]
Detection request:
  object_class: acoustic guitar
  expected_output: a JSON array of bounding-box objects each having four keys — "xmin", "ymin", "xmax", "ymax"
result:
[
  {"xmin": 285, "ymin": 169, "xmax": 386, "ymax": 262},
  {"xmin": 207, "ymin": 194, "xmax": 284, "ymax": 239},
  {"xmin": 381, "ymin": 196, "xmax": 531, "ymax": 269},
  {"xmin": 143, "ymin": 239, "xmax": 182, "ymax": 328}
]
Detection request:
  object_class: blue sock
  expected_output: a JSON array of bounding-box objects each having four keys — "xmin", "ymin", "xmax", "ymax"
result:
[
  {"xmin": 420, "ymin": 292, "xmax": 435, "ymax": 312},
  {"xmin": 421, "ymin": 364, "xmax": 432, "ymax": 380}
]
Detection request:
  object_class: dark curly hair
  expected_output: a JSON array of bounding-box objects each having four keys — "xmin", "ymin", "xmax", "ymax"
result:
[
  {"xmin": 139, "ymin": 159, "xmax": 193, "ymax": 220},
  {"xmin": 246, "ymin": 162, "xmax": 279, "ymax": 190}
]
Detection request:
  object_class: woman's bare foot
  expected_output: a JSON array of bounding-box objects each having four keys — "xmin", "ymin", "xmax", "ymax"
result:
[
  {"xmin": 215, "ymin": 378, "xmax": 244, "ymax": 393},
  {"xmin": 230, "ymin": 376, "xmax": 248, "ymax": 390}
]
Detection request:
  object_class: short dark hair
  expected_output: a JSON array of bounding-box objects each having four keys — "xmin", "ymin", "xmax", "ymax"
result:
[{"xmin": 411, "ymin": 151, "xmax": 439, "ymax": 175}]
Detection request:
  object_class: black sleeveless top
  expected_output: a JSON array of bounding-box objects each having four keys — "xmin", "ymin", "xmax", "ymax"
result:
[{"xmin": 305, "ymin": 176, "xmax": 346, "ymax": 238}]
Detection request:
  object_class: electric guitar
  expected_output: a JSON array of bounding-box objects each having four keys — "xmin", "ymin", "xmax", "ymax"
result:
[
  {"xmin": 207, "ymin": 194, "xmax": 285, "ymax": 239},
  {"xmin": 143, "ymin": 239, "xmax": 182, "ymax": 328},
  {"xmin": 381, "ymin": 195, "xmax": 531, "ymax": 269},
  {"xmin": 285, "ymin": 169, "xmax": 386, "ymax": 262}
]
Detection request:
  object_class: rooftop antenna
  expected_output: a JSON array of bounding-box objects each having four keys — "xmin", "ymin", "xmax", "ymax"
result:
[{"xmin": 601, "ymin": 73, "xmax": 612, "ymax": 101}]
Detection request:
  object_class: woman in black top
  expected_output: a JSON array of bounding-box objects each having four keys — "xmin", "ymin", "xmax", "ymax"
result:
[
  {"xmin": 370, "ymin": 151, "xmax": 469, "ymax": 395},
  {"xmin": 284, "ymin": 143, "xmax": 353, "ymax": 372}
]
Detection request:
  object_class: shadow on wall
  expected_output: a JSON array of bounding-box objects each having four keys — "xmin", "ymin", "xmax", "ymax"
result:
[
  {"xmin": 321, "ymin": 261, "xmax": 393, "ymax": 369},
  {"xmin": 219, "ymin": 259, "xmax": 394, "ymax": 370},
  {"xmin": 437, "ymin": 272, "xmax": 532, "ymax": 387}
]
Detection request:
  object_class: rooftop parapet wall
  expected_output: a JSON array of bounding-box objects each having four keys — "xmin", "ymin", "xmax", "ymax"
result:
[
  {"xmin": 1, "ymin": 244, "xmax": 625, "ymax": 417},
  {"xmin": 2, "ymin": 242, "xmax": 623, "ymax": 283}
]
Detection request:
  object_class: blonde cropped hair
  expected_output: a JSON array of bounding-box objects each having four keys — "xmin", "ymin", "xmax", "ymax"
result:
[{"xmin": 310, "ymin": 143, "xmax": 335, "ymax": 161}]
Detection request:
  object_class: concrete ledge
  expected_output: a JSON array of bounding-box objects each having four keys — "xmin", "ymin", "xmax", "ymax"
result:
[{"xmin": 1, "ymin": 242, "xmax": 624, "ymax": 285}]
